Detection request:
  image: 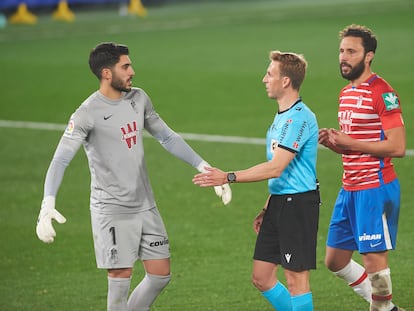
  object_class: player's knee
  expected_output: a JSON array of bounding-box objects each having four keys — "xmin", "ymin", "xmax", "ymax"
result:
[
  {"xmin": 251, "ymin": 276, "xmax": 262, "ymax": 291},
  {"xmin": 324, "ymin": 257, "xmax": 336, "ymax": 272},
  {"xmin": 324, "ymin": 253, "xmax": 344, "ymax": 272},
  {"xmin": 147, "ymin": 273, "xmax": 171, "ymax": 291},
  {"xmin": 252, "ymin": 273, "xmax": 271, "ymax": 292},
  {"xmin": 108, "ymin": 267, "xmax": 133, "ymax": 278},
  {"xmin": 325, "ymin": 256, "xmax": 351, "ymax": 273}
]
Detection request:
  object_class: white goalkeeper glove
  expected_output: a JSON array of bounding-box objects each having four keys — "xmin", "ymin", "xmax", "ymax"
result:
[
  {"xmin": 197, "ymin": 161, "xmax": 232, "ymax": 205},
  {"xmin": 213, "ymin": 183, "xmax": 232, "ymax": 205},
  {"xmin": 36, "ymin": 196, "xmax": 67, "ymax": 243}
]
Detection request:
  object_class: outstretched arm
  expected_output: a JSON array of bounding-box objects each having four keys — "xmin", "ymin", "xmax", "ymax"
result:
[
  {"xmin": 146, "ymin": 117, "xmax": 204, "ymax": 167},
  {"xmin": 146, "ymin": 117, "xmax": 231, "ymax": 204},
  {"xmin": 193, "ymin": 147, "xmax": 295, "ymax": 187}
]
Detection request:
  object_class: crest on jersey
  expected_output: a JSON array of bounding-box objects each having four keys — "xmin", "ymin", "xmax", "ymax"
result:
[
  {"xmin": 382, "ymin": 92, "xmax": 400, "ymax": 111},
  {"xmin": 131, "ymin": 100, "xmax": 138, "ymax": 114},
  {"xmin": 356, "ymin": 95, "xmax": 363, "ymax": 108}
]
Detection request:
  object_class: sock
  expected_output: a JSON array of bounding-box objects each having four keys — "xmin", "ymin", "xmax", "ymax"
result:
[
  {"xmin": 262, "ymin": 281, "xmax": 292, "ymax": 311},
  {"xmin": 334, "ymin": 259, "xmax": 372, "ymax": 303},
  {"xmin": 107, "ymin": 276, "xmax": 131, "ymax": 311},
  {"xmin": 127, "ymin": 273, "xmax": 171, "ymax": 311},
  {"xmin": 369, "ymin": 268, "xmax": 395, "ymax": 311},
  {"xmin": 291, "ymin": 292, "xmax": 313, "ymax": 311}
]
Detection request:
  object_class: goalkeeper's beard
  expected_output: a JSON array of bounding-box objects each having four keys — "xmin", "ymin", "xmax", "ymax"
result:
[{"xmin": 111, "ymin": 77, "xmax": 132, "ymax": 93}]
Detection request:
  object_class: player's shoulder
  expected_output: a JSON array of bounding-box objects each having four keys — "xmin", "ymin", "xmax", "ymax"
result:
[
  {"xmin": 289, "ymin": 101, "xmax": 317, "ymax": 123},
  {"xmin": 294, "ymin": 100, "xmax": 315, "ymax": 116},
  {"xmin": 70, "ymin": 92, "xmax": 102, "ymax": 123},
  {"xmin": 79, "ymin": 91, "xmax": 100, "ymax": 109},
  {"xmin": 124, "ymin": 87, "xmax": 150, "ymax": 99},
  {"xmin": 370, "ymin": 75, "xmax": 395, "ymax": 92}
]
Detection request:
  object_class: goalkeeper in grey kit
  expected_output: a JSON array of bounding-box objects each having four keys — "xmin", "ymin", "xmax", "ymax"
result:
[{"xmin": 36, "ymin": 42, "xmax": 231, "ymax": 311}]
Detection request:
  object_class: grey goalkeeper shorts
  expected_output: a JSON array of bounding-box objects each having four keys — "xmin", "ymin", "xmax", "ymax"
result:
[{"xmin": 91, "ymin": 207, "xmax": 170, "ymax": 269}]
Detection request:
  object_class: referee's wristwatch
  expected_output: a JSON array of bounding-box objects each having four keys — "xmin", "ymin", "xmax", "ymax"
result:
[{"xmin": 227, "ymin": 172, "xmax": 237, "ymax": 183}]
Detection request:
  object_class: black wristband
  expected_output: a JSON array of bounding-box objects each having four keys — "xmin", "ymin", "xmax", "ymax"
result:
[{"xmin": 227, "ymin": 172, "xmax": 237, "ymax": 183}]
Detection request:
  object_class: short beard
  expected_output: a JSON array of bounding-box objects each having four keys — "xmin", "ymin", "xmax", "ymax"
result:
[
  {"xmin": 110, "ymin": 72, "xmax": 132, "ymax": 93},
  {"xmin": 340, "ymin": 58, "xmax": 365, "ymax": 81},
  {"xmin": 111, "ymin": 80, "xmax": 131, "ymax": 93}
]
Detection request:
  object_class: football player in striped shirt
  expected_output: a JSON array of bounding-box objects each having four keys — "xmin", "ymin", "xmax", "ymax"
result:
[{"xmin": 319, "ymin": 24, "xmax": 406, "ymax": 311}]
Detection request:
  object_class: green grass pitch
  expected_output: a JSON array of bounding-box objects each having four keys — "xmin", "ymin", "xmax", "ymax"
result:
[{"xmin": 0, "ymin": 0, "xmax": 413, "ymax": 310}]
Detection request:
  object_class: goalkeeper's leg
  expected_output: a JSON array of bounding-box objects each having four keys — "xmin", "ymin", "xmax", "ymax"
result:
[
  {"xmin": 127, "ymin": 273, "xmax": 171, "ymax": 311},
  {"xmin": 107, "ymin": 268, "xmax": 132, "ymax": 311},
  {"xmin": 127, "ymin": 258, "xmax": 171, "ymax": 311}
]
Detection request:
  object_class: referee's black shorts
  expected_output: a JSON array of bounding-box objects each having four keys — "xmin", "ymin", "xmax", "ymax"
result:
[{"xmin": 253, "ymin": 190, "xmax": 320, "ymax": 272}]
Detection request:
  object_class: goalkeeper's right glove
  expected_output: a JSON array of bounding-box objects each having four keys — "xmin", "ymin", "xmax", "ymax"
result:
[{"xmin": 36, "ymin": 196, "xmax": 66, "ymax": 243}]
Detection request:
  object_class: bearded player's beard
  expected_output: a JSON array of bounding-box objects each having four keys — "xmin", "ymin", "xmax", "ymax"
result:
[
  {"xmin": 111, "ymin": 77, "xmax": 132, "ymax": 93},
  {"xmin": 340, "ymin": 57, "xmax": 365, "ymax": 81}
]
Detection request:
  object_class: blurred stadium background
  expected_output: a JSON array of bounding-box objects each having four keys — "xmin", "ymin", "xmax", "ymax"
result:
[{"xmin": 0, "ymin": 0, "xmax": 413, "ymax": 310}]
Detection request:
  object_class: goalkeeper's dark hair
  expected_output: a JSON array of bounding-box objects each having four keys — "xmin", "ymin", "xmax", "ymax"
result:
[
  {"xmin": 89, "ymin": 42, "xmax": 129, "ymax": 80},
  {"xmin": 269, "ymin": 51, "xmax": 307, "ymax": 91},
  {"xmin": 339, "ymin": 24, "xmax": 377, "ymax": 54}
]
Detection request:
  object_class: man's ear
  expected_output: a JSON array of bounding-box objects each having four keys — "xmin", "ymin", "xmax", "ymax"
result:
[
  {"xmin": 282, "ymin": 76, "xmax": 291, "ymax": 88},
  {"xmin": 101, "ymin": 68, "xmax": 112, "ymax": 80},
  {"xmin": 365, "ymin": 51, "xmax": 375, "ymax": 64}
]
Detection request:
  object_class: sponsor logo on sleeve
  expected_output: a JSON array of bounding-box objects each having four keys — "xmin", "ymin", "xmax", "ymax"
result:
[
  {"xmin": 382, "ymin": 92, "xmax": 400, "ymax": 111},
  {"xmin": 64, "ymin": 119, "xmax": 75, "ymax": 137},
  {"xmin": 271, "ymin": 139, "xmax": 278, "ymax": 152}
]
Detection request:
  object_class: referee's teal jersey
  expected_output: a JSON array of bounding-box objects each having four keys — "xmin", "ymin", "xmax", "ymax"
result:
[{"xmin": 266, "ymin": 99, "xmax": 318, "ymax": 195}]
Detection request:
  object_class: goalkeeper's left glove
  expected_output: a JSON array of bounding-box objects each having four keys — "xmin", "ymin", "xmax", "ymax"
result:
[
  {"xmin": 213, "ymin": 183, "xmax": 232, "ymax": 205},
  {"xmin": 36, "ymin": 196, "xmax": 67, "ymax": 243},
  {"xmin": 196, "ymin": 161, "xmax": 232, "ymax": 205}
]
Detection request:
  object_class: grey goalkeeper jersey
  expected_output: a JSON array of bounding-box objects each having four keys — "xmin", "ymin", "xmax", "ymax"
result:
[{"xmin": 44, "ymin": 88, "xmax": 204, "ymax": 214}]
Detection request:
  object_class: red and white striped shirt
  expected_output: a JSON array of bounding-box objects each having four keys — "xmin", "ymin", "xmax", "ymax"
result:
[{"xmin": 338, "ymin": 74, "xmax": 404, "ymax": 191}]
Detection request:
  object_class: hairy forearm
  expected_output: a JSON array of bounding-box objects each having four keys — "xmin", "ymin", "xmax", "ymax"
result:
[
  {"xmin": 324, "ymin": 127, "xmax": 406, "ymax": 158},
  {"xmin": 321, "ymin": 143, "xmax": 345, "ymax": 154},
  {"xmin": 346, "ymin": 139, "xmax": 405, "ymax": 158}
]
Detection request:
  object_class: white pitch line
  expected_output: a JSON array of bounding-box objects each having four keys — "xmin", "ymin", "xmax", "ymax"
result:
[
  {"xmin": 0, "ymin": 119, "xmax": 413, "ymax": 156},
  {"xmin": 0, "ymin": 119, "xmax": 265, "ymax": 145}
]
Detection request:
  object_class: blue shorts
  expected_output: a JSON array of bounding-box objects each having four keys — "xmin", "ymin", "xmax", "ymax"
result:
[{"xmin": 327, "ymin": 179, "xmax": 400, "ymax": 253}]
